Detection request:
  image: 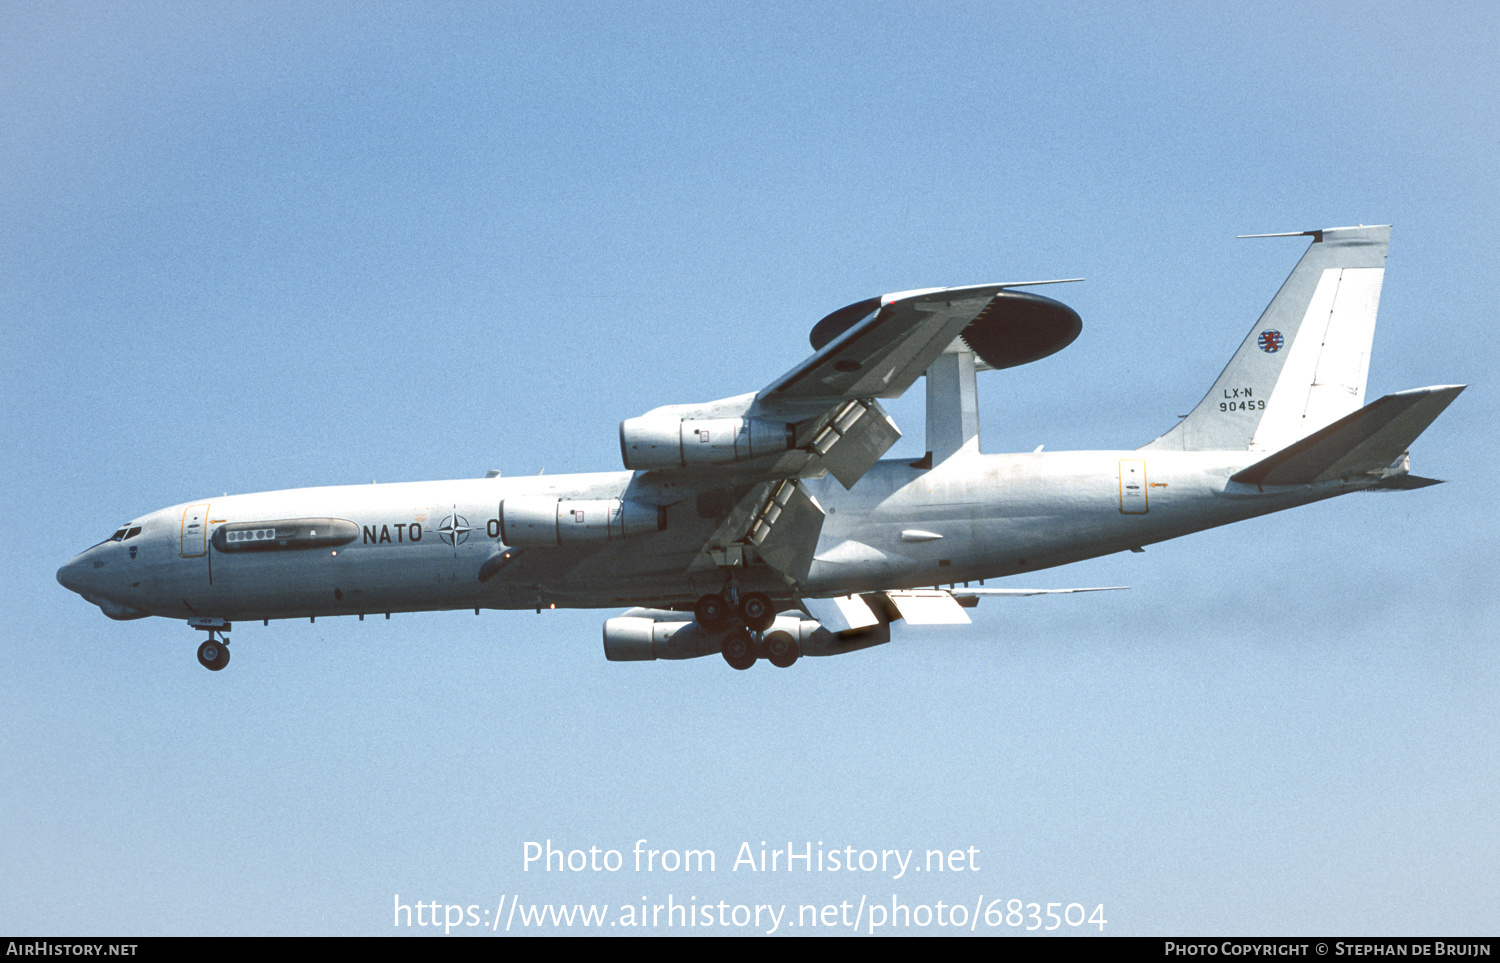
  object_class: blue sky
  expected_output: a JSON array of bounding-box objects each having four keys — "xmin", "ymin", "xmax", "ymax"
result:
[{"xmin": 3, "ymin": 1, "xmax": 1496, "ymax": 935}]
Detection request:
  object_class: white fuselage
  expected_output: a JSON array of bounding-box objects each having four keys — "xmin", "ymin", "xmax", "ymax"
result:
[{"xmin": 58, "ymin": 449, "xmax": 1362, "ymax": 623}]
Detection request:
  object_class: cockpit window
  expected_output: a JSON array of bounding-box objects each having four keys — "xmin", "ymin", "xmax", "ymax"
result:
[
  {"xmin": 125, "ymin": 527, "xmax": 142, "ymax": 539},
  {"xmin": 108, "ymin": 526, "xmax": 142, "ymax": 542},
  {"xmin": 110, "ymin": 528, "xmax": 128, "ymax": 541}
]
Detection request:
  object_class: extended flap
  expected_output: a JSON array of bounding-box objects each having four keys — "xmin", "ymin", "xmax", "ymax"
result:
[
  {"xmin": 745, "ymin": 479, "xmax": 825, "ymax": 583},
  {"xmin": 801, "ymin": 594, "xmax": 881, "ymax": 633},
  {"xmin": 809, "ymin": 399, "xmax": 902, "ymax": 489},
  {"xmin": 885, "ymin": 590, "xmax": 972, "ymax": 625}
]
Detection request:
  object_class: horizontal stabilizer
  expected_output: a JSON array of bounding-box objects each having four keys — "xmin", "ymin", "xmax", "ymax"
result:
[{"xmin": 1231, "ymin": 385, "xmax": 1464, "ymax": 487}]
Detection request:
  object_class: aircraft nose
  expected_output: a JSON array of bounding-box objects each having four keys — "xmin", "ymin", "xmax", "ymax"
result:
[{"xmin": 56, "ymin": 555, "xmax": 96, "ymax": 595}]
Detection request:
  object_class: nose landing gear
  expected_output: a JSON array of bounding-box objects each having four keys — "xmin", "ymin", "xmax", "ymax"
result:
[
  {"xmin": 196, "ymin": 638, "xmax": 230, "ymax": 671},
  {"xmin": 188, "ymin": 618, "xmax": 232, "ymax": 672}
]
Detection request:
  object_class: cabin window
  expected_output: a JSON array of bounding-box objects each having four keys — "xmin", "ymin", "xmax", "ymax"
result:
[
  {"xmin": 213, "ymin": 518, "xmax": 359, "ymax": 552},
  {"xmin": 225, "ymin": 528, "xmax": 278, "ymax": 543}
]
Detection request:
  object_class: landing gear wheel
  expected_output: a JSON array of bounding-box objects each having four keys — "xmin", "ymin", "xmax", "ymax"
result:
[
  {"xmin": 737, "ymin": 592, "xmax": 776, "ymax": 632},
  {"xmin": 720, "ymin": 627, "xmax": 757, "ymax": 670},
  {"xmin": 694, "ymin": 593, "xmax": 732, "ymax": 632},
  {"xmin": 764, "ymin": 630, "xmax": 800, "ymax": 668},
  {"xmin": 197, "ymin": 639, "xmax": 230, "ymax": 671}
]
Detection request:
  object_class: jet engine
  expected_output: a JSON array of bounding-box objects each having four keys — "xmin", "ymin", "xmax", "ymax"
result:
[
  {"xmin": 602, "ymin": 610, "xmax": 890, "ymax": 664},
  {"xmin": 619, "ymin": 415, "xmax": 795, "ymax": 470},
  {"xmin": 500, "ymin": 496, "xmax": 665, "ymax": 548},
  {"xmin": 602, "ymin": 613, "xmax": 717, "ymax": 661}
]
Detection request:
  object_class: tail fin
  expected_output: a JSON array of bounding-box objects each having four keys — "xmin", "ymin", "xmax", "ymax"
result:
[{"xmin": 1145, "ymin": 225, "xmax": 1390, "ymax": 452}]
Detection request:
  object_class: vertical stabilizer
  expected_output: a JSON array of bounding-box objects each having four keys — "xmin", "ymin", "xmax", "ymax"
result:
[{"xmin": 1145, "ymin": 225, "xmax": 1390, "ymax": 452}]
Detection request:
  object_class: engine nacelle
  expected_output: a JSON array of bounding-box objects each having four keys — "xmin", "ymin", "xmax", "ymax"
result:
[
  {"xmin": 500, "ymin": 496, "xmax": 665, "ymax": 548},
  {"xmin": 762, "ymin": 613, "xmax": 890, "ymax": 657},
  {"xmin": 619, "ymin": 415, "xmax": 795, "ymax": 470},
  {"xmin": 602, "ymin": 611, "xmax": 890, "ymax": 661},
  {"xmin": 603, "ymin": 616, "xmax": 718, "ymax": 661}
]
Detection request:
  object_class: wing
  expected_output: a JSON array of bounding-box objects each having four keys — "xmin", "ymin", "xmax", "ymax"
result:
[
  {"xmin": 800, "ymin": 586, "xmax": 1129, "ymax": 631},
  {"xmin": 746, "ymin": 282, "xmax": 1083, "ymax": 485},
  {"xmin": 623, "ymin": 282, "xmax": 1082, "ymax": 583},
  {"xmin": 760, "ymin": 284, "xmax": 1009, "ymax": 407}
]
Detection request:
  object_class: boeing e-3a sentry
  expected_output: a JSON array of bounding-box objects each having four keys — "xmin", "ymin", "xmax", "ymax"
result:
[{"xmin": 58, "ymin": 225, "xmax": 1462, "ymax": 671}]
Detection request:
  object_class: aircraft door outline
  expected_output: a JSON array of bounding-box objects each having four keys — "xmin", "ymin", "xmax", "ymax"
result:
[
  {"xmin": 1119, "ymin": 460, "xmax": 1148, "ymax": 514},
  {"xmin": 181, "ymin": 503, "xmax": 210, "ymax": 556}
]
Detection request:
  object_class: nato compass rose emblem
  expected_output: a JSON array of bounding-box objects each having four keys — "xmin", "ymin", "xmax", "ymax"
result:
[
  {"xmin": 436, "ymin": 506, "xmax": 473, "ymax": 552},
  {"xmin": 1257, "ymin": 329, "xmax": 1285, "ymax": 353}
]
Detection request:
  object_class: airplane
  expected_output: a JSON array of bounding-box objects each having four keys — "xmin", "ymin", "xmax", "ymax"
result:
[{"xmin": 57, "ymin": 224, "xmax": 1463, "ymax": 672}]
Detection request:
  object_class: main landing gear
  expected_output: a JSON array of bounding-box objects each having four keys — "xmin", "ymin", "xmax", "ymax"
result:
[
  {"xmin": 764, "ymin": 629, "xmax": 799, "ymax": 668},
  {"xmin": 721, "ymin": 626, "xmax": 756, "ymax": 671},
  {"xmin": 694, "ymin": 590, "xmax": 799, "ymax": 671},
  {"xmin": 189, "ymin": 618, "xmax": 231, "ymax": 671},
  {"xmin": 694, "ymin": 590, "xmax": 775, "ymax": 632}
]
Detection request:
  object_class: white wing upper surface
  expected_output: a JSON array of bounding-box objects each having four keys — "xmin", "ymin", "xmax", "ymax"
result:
[
  {"xmin": 622, "ymin": 283, "xmax": 1081, "ymax": 579},
  {"xmin": 755, "ymin": 283, "xmax": 1015, "ymax": 415}
]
